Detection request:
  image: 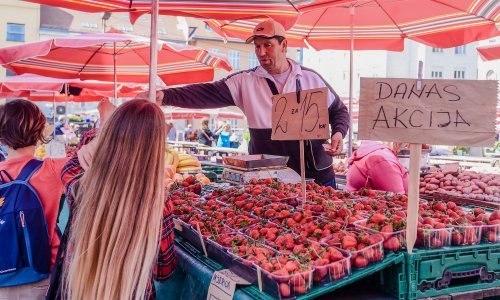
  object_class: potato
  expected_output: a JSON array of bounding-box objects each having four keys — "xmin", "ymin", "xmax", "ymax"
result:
[
  {"xmin": 429, "ymin": 178, "xmax": 440, "ymax": 185},
  {"xmin": 462, "ymin": 187, "xmax": 473, "ymax": 194},
  {"xmin": 476, "ymin": 182, "xmax": 488, "ymax": 190}
]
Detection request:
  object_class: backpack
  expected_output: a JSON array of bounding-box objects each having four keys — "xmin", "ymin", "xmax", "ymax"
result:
[{"xmin": 0, "ymin": 159, "xmax": 51, "ymax": 287}]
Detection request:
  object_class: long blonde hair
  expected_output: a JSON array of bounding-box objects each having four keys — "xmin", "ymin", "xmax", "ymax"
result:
[{"xmin": 63, "ymin": 100, "xmax": 166, "ymax": 300}]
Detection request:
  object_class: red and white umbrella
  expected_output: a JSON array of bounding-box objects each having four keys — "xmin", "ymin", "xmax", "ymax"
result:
[
  {"xmin": 0, "ymin": 73, "xmax": 146, "ymax": 101},
  {"xmin": 163, "ymin": 107, "xmax": 245, "ymax": 120},
  {"xmin": 208, "ymin": 0, "xmax": 499, "ymax": 50},
  {"xmin": 23, "ymin": 0, "xmax": 358, "ymax": 29},
  {"xmin": 0, "ymin": 32, "xmax": 232, "ymax": 100},
  {"xmin": 477, "ymin": 44, "xmax": 500, "ymax": 60}
]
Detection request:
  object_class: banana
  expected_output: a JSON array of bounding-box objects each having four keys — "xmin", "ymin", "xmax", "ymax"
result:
[
  {"xmin": 172, "ymin": 150, "xmax": 180, "ymax": 170},
  {"xmin": 178, "ymin": 153, "xmax": 195, "ymax": 161},
  {"xmin": 177, "ymin": 166, "xmax": 202, "ymax": 173},
  {"xmin": 177, "ymin": 158, "xmax": 201, "ymax": 168}
]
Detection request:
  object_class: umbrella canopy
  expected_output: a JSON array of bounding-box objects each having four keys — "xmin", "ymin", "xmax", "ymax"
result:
[
  {"xmin": 163, "ymin": 107, "xmax": 245, "ymax": 120},
  {"xmin": 23, "ymin": 0, "xmax": 355, "ymax": 29},
  {"xmin": 207, "ymin": 0, "xmax": 500, "ymax": 51},
  {"xmin": 477, "ymin": 44, "xmax": 500, "ymax": 60},
  {"xmin": 0, "ymin": 33, "xmax": 232, "ymax": 85},
  {"xmin": 0, "ymin": 73, "xmax": 146, "ymax": 101}
]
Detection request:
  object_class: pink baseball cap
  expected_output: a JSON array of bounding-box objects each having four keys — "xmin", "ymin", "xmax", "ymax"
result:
[{"xmin": 245, "ymin": 19, "xmax": 287, "ymax": 43}]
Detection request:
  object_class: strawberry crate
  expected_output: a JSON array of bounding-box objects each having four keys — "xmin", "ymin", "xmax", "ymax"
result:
[{"xmin": 379, "ymin": 243, "xmax": 500, "ymax": 300}]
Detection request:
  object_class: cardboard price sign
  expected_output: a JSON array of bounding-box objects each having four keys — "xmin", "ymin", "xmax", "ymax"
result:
[
  {"xmin": 206, "ymin": 270, "xmax": 250, "ymax": 300},
  {"xmin": 271, "ymin": 87, "xmax": 329, "ymax": 140},
  {"xmin": 358, "ymin": 78, "xmax": 497, "ymax": 147}
]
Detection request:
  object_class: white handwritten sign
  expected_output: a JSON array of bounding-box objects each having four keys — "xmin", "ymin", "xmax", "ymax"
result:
[
  {"xmin": 271, "ymin": 87, "xmax": 330, "ymax": 140},
  {"xmin": 358, "ymin": 78, "xmax": 497, "ymax": 147},
  {"xmin": 206, "ymin": 270, "xmax": 250, "ymax": 300}
]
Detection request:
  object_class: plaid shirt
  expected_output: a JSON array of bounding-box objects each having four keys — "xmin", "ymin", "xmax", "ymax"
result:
[{"xmin": 60, "ymin": 129, "xmax": 176, "ymax": 299}]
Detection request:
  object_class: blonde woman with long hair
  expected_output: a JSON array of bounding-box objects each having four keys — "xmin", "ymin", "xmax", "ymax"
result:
[{"xmin": 48, "ymin": 99, "xmax": 176, "ymax": 300}]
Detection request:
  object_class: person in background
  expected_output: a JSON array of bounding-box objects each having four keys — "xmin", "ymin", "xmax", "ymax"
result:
[
  {"xmin": 167, "ymin": 122, "xmax": 177, "ymax": 141},
  {"xmin": 0, "ymin": 99, "xmax": 68, "ymax": 299},
  {"xmin": 198, "ymin": 119, "xmax": 214, "ymax": 146},
  {"xmin": 184, "ymin": 124, "xmax": 193, "ymax": 141},
  {"xmin": 54, "ymin": 117, "xmax": 66, "ymax": 136},
  {"xmin": 142, "ymin": 18, "xmax": 349, "ymax": 187},
  {"xmin": 0, "ymin": 144, "xmax": 7, "ymax": 162},
  {"xmin": 216, "ymin": 123, "xmax": 231, "ymax": 148},
  {"xmin": 346, "ymin": 141, "xmax": 408, "ymax": 194},
  {"xmin": 50, "ymin": 99, "xmax": 176, "ymax": 299}
]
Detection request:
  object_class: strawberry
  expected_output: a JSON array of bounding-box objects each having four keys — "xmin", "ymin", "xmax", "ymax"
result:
[
  {"xmin": 293, "ymin": 284, "xmax": 307, "ymax": 294},
  {"xmin": 446, "ymin": 202, "xmax": 457, "ymax": 210},
  {"xmin": 473, "ymin": 208, "xmax": 486, "ymax": 216},
  {"xmin": 487, "ymin": 231, "xmax": 497, "ymax": 243},
  {"xmin": 383, "ymin": 236, "xmax": 401, "ymax": 251},
  {"xmin": 369, "ymin": 213, "xmax": 388, "ymax": 224},
  {"xmin": 451, "ymin": 231, "xmax": 463, "ymax": 245},
  {"xmin": 433, "ymin": 202, "xmax": 447, "ymax": 212},
  {"xmin": 285, "ymin": 261, "xmax": 298, "ymax": 273},
  {"xmin": 290, "ymin": 274, "xmax": 306, "ymax": 287},
  {"xmin": 353, "ymin": 256, "xmax": 369, "ymax": 268},
  {"xmin": 341, "ymin": 235, "xmax": 357, "ymax": 249},
  {"xmin": 279, "ymin": 283, "xmax": 291, "ymax": 297},
  {"xmin": 381, "ymin": 224, "xmax": 394, "ymax": 233},
  {"xmin": 490, "ymin": 210, "xmax": 500, "ymax": 222},
  {"xmin": 271, "ymin": 268, "xmax": 290, "ymax": 283}
]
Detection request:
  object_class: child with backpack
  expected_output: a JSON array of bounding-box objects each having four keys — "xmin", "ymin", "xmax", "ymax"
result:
[{"xmin": 0, "ymin": 99, "xmax": 68, "ymax": 299}]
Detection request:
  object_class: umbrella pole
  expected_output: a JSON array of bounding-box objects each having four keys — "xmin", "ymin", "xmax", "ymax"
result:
[
  {"xmin": 53, "ymin": 92, "xmax": 56, "ymax": 139},
  {"xmin": 148, "ymin": 0, "xmax": 159, "ymax": 103},
  {"xmin": 113, "ymin": 41, "xmax": 117, "ymax": 104},
  {"xmin": 64, "ymin": 83, "xmax": 69, "ymax": 144},
  {"xmin": 347, "ymin": 6, "xmax": 355, "ymax": 158}
]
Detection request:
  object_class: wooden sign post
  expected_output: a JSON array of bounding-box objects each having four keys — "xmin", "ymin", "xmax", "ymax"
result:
[
  {"xmin": 271, "ymin": 87, "xmax": 330, "ymax": 207},
  {"xmin": 358, "ymin": 78, "xmax": 497, "ymax": 253}
]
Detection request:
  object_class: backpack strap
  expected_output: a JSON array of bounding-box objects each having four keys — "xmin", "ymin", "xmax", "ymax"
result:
[
  {"xmin": 0, "ymin": 170, "xmax": 14, "ymax": 183},
  {"xmin": 16, "ymin": 159, "xmax": 43, "ymax": 182}
]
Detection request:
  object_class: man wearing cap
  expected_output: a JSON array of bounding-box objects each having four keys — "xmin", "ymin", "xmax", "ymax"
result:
[{"xmin": 149, "ymin": 19, "xmax": 349, "ymax": 187}]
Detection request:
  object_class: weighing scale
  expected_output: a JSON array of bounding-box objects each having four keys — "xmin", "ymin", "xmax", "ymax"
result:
[{"xmin": 221, "ymin": 154, "xmax": 301, "ymax": 184}]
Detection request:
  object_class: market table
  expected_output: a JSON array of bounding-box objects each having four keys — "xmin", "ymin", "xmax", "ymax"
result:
[{"xmin": 155, "ymin": 237, "xmax": 404, "ymax": 300}]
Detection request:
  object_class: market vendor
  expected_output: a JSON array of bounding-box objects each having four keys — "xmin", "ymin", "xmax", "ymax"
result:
[
  {"xmin": 346, "ymin": 141, "xmax": 408, "ymax": 194},
  {"xmin": 144, "ymin": 18, "xmax": 350, "ymax": 187}
]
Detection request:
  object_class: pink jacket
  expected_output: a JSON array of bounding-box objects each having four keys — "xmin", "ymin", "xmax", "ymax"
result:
[{"xmin": 346, "ymin": 141, "xmax": 408, "ymax": 194}]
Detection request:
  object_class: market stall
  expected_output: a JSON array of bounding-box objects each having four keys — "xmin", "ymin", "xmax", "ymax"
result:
[{"xmin": 161, "ymin": 174, "xmax": 499, "ymax": 300}]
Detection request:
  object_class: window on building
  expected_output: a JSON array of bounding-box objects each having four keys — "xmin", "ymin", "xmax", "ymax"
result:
[
  {"xmin": 248, "ymin": 52, "xmax": 259, "ymax": 68},
  {"xmin": 117, "ymin": 25, "xmax": 133, "ymax": 32},
  {"xmin": 210, "ymin": 48, "xmax": 221, "ymax": 55},
  {"xmin": 431, "ymin": 71, "xmax": 443, "ymax": 78},
  {"xmin": 454, "ymin": 45, "xmax": 466, "ymax": 54},
  {"xmin": 486, "ymin": 70, "xmax": 496, "ymax": 80},
  {"xmin": 432, "ymin": 48, "xmax": 443, "ymax": 53},
  {"xmin": 7, "ymin": 23, "xmax": 25, "ymax": 42},
  {"xmin": 228, "ymin": 50, "xmax": 240, "ymax": 69},
  {"xmin": 454, "ymin": 70, "xmax": 465, "ymax": 79},
  {"xmin": 81, "ymin": 22, "xmax": 98, "ymax": 29}
]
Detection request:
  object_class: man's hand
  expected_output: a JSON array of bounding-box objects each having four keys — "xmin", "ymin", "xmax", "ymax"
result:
[
  {"xmin": 135, "ymin": 90, "xmax": 164, "ymax": 106},
  {"xmin": 97, "ymin": 98, "xmax": 116, "ymax": 125},
  {"xmin": 326, "ymin": 132, "xmax": 344, "ymax": 156}
]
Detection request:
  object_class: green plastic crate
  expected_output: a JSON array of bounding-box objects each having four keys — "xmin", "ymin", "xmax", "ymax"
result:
[
  {"xmin": 202, "ymin": 166, "xmax": 224, "ymax": 182},
  {"xmin": 380, "ymin": 244, "xmax": 500, "ymax": 300},
  {"xmin": 377, "ymin": 256, "xmax": 408, "ymax": 299}
]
